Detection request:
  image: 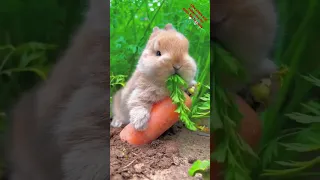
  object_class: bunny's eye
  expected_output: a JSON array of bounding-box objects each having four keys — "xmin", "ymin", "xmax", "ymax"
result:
[{"xmin": 156, "ymin": 51, "xmax": 161, "ymax": 56}]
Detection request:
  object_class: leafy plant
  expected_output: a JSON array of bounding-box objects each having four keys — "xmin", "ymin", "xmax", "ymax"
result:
[
  {"xmin": 190, "ymin": 85, "xmax": 210, "ymax": 119},
  {"xmin": 110, "ymin": 73, "xmax": 127, "ymax": 96},
  {"xmin": 260, "ymin": 74, "xmax": 320, "ymax": 179},
  {"xmin": 166, "ymin": 74, "xmax": 197, "ymax": 131},
  {"xmin": 110, "ymin": 73, "xmax": 127, "ymax": 88},
  {"xmin": 0, "ymin": 42, "xmax": 56, "ymax": 113},
  {"xmin": 212, "ymin": 2, "xmax": 320, "ymax": 180},
  {"xmin": 0, "ymin": 42, "xmax": 56, "ymax": 80},
  {"xmin": 251, "ymin": 1, "xmax": 320, "ymax": 180},
  {"xmin": 109, "ymin": 73, "xmax": 128, "ymax": 116},
  {"xmin": 166, "ymin": 74, "xmax": 212, "ymax": 178},
  {"xmin": 188, "ymin": 160, "xmax": 210, "ymax": 180},
  {"xmin": 212, "ymin": 42, "xmax": 258, "ymax": 180}
]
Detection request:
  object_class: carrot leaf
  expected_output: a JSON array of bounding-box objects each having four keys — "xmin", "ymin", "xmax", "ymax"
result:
[
  {"xmin": 188, "ymin": 160, "xmax": 210, "ymax": 180},
  {"xmin": 166, "ymin": 74, "xmax": 197, "ymax": 131}
]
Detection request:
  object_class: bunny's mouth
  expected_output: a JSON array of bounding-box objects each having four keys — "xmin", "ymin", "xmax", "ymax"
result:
[{"xmin": 173, "ymin": 65, "xmax": 182, "ymax": 74}]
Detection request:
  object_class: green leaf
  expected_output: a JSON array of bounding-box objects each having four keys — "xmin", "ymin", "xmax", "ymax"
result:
[
  {"xmin": 301, "ymin": 102, "xmax": 320, "ymax": 115},
  {"xmin": 215, "ymin": 44, "xmax": 240, "ymax": 75},
  {"xmin": 216, "ymin": 86, "xmax": 230, "ymax": 105},
  {"xmin": 211, "ymin": 141, "xmax": 227, "ymax": 163},
  {"xmin": 261, "ymin": 140, "xmax": 279, "ymax": 168},
  {"xmin": 212, "ymin": 41, "xmax": 254, "ymax": 180},
  {"xmin": 200, "ymin": 96, "xmax": 210, "ymax": 101},
  {"xmin": 224, "ymin": 115, "xmax": 236, "ymax": 127},
  {"xmin": 0, "ymin": 44, "xmax": 15, "ymax": 51},
  {"xmin": 302, "ymin": 74, "xmax": 320, "ymax": 87},
  {"xmin": 225, "ymin": 168, "xmax": 249, "ymax": 180},
  {"xmin": 280, "ymin": 142, "xmax": 320, "ymax": 152},
  {"xmin": 14, "ymin": 42, "xmax": 57, "ymax": 54},
  {"xmin": 236, "ymin": 133, "xmax": 259, "ymax": 159},
  {"xmin": 166, "ymin": 74, "xmax": 197, "ymax": 131},
  {"xmin": 286, "ymin": 112, "xmax": 320, "ymax": 123},
  {"xmin": 19, "ymin": 51, "xmax": 45, "ymax": 68},
  {"xmin": 1, "ymin": 67, "xmax": 47, "ymax": 80},
  {"xmin": 171, "ymin": 95, "xmax": 180, "ymax": 104},
  {"xmin": 276, "ymin": 160, "xmax": 307, "ymax": 167},
  {"xmin": 188, "ymin": 160, "xmax": 210, "ymax": 177},
  {"xmin": 262, "ymin": 157, "xmax": 320, "ymax": 176}
]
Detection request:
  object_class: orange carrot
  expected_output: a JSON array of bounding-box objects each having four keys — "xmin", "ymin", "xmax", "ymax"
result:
[
  {"xmin": 120, "ymin": 92, "xmax": 192, "ymax": 145},
  {"xmin": 210, "ymin": 95, "xmax": 262, "ymax": 179}
]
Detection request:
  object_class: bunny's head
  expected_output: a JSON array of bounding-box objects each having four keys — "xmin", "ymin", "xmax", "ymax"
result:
[{"xmin": 136, "ymin": 24, "xmax": 197, "ymax": 85}]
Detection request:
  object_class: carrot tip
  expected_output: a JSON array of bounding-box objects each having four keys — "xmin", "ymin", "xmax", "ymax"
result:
[{"xmin": 119, "ymin": 129, "xmax": 127, "ymax": 142}]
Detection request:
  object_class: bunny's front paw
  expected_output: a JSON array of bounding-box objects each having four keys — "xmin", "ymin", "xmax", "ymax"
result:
[
  {"xmin": 189, "ymin": 80, "xmax": 198, "ymax": 89},
  {"xmin": 129, "ymin": 107, "xmax": 150, "ymax": 131},
  {"xmin": 111, "ymin": 119, "xmax": 123, "ymax": 127},
  {"xmin": 111, "ymin": 115, "xmax": 126, "ymax": 127},
  {"xmin": 189, "ymin": 80, "xmax": 197, "ymax": 87}
]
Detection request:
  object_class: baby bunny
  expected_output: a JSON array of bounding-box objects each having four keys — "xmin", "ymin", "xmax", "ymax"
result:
[{"xmin": 111, "ymin": 23, "xmax": 197, "ymax": 130}]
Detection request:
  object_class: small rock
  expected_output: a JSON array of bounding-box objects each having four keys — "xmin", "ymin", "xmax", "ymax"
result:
[
  {"xmin": 165, "ymin": 143, "xmax": 179, "ymax": 155},
  {"xmin": 134, "ymin": 163, "xmax": 145, "ymax": 173},
  {"xmin": 146, "ymin": 149, "xmax": 156, "ymax": 156},
  {"xmin": 121, "ymin": 172, "xmax": 130, "ymax": 178},
  {"xmin": 114, "ymin": 150, "xmax": 125, "ymax": 158},
  {"xmin": 172, "ymin": 155, "xmax": 180, "ymax": 165},
  {"xmin": 188, "ymin": 156, "xmax": 197, "ymax": 164},
  {"xmin": 195, "ymin": 173, "xmax": 203, "ymax": 180},
  {"xmin": 111, "ymin": 174, "xmax": 123, "ymax": 180},
  {"xmin": 110, "ymin": 158, "xmax": 119, "ymax": 165},
  {"xmin": 151, "ymin": 140, "xmax": 161, "ymax": 147},
  {"xmin": 110, "ymin": 128, "xmax": 119, "ymax": 137},
  {"xmin": 131, "ymin": 176, "xmax": 142, "ymax": 180},
  {"xmin": 156, "ymin": 152, "xmax": 163, "ymax": 157},
  {"xmin": 158, "ymin": 157, "xmax": 172, "ymax": 169}
]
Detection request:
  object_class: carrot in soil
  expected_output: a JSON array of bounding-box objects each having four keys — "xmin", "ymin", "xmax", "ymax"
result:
[{"xmin": 120, "ymin": 92, "xmax": 192, "ymax": 145}]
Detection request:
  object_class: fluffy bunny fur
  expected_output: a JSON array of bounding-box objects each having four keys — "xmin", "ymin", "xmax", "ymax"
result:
[
  {"xmin": 7, "ymin": 0, "xmax": 110, "ymax": 179},
  {"xmin": 111, "ymin": 24, "xmax": 197, "ymax": 130},
  {"xmin": 212, "ymin": 0, "xmax": 278, "ymax": 92}
]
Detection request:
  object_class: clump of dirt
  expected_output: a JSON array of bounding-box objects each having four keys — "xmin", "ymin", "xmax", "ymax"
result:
[
  {"xmin": 110, "ymin": 122, "xmax": 210, "ymax": 180},
  {"xmin": 110, "ymin": 128, "xmax": 180, "ymax": 179}
]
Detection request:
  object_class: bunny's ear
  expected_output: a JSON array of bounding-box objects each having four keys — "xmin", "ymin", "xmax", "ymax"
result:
[
  {"xmin": 164, "ymin": 23, "xmax": 175, "ymax": 31},
  {"xmin": 153, "ymin": 26, "xmax": 160, "ymax": 32}
]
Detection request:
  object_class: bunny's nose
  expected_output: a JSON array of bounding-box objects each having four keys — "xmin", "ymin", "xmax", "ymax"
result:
[{"xmin": 173, "ymin": 65, "xmax": 181, "ymax": 73}]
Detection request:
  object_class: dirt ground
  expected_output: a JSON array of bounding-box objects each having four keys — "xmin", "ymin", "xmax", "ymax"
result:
[{"xmin": 110, "ymin": 122, "xmax": 210, "ymax": 180}]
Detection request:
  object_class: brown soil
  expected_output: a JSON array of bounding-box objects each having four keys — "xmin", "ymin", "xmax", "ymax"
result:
[{"xmin": 110, "ymin": 122, "xmax": 210, "ymax": 180}]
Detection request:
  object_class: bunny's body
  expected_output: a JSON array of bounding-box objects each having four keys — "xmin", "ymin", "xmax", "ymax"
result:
[
  {"xmin": 213, "ymin": 0, "xmax": 278, "ymax": 92},
  {"xmin": 111, "ymin": 24, "xmax": 197, "ymax": 130},
  {"xmin": 7, "ymin": 0, "xmax": 110, "ymax": 179}
]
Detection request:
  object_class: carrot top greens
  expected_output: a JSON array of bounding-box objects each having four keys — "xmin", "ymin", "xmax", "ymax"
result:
[{"xmin": 166, "ymin": 74, "xmax": 197, "ymax": 131}]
